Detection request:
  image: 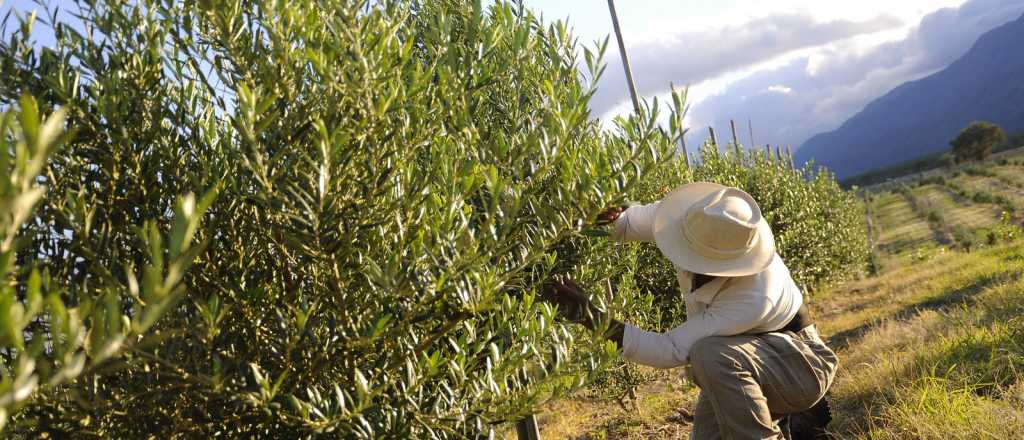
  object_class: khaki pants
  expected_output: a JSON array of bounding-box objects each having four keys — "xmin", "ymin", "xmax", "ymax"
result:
[{"xmin": 687, "ymin": 325, "xmax": 838, "ymax": 440}]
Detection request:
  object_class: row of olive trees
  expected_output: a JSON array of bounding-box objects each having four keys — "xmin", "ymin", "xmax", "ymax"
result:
[{"xmin": 0, "ymin": 0, "xmax": 867, "ymax": 437}]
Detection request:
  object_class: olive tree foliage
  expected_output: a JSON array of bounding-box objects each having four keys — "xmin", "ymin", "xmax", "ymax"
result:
[
  {"xmin": 1, "ymin": 0, "xmax": 684, "ymax": 437},
  {"xmin": 0, "ymin": 98, "xmax": 213, "ymax": 429}
]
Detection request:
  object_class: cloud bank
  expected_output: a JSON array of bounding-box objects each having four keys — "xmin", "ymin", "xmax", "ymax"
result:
[
  {"xmin": 590, "ymin": 13, "xmax": 904, "ymax": 114},
  {"xmin": 593, "ymin": 0, "xmax": 1024, "ymax": 153}
]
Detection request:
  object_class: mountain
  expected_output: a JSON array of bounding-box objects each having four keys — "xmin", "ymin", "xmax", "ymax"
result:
[{"xmin": 795, "ymin": 13, "xmax": 1024, "ymax": 179}]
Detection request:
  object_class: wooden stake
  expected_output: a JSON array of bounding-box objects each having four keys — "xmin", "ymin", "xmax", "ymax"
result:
[
  {"xmin": 607, "ymin": 0, "xmax": 640, "ymax": 114},
  {"xmin": 708, "ymin": 126, "xmax": 718, "ymax": 147},
  {"xmin": 516, "ymin": 416, "xmax": 541, "ymax": 440},
  {"xmin": 730, "ymin": 119, "xmax": 742, "ymax": 159},
  {"xmin": 748, "ymin": 118, "xmax": 755, "ymax": 149},
  {"xmin": 730, "ymin": 119, "xmax": 739, "ymax": 146}
]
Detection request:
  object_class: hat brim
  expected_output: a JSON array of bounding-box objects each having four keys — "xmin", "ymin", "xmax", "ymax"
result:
[{"xmin": 652, "ymin": 182, "xmax": 776, "ymax": 277}]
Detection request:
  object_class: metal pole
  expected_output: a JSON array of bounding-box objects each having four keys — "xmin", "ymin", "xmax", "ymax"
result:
[
  {"xmin": 516, "ymin": 415, "xmax": 541, "ymax": 440},
  {"xmin": 607, "ymin": 0, "xmax": 641, "ymax": 113}
]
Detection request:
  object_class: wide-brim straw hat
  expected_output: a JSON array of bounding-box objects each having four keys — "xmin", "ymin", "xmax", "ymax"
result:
[{"xmin": 653, "ymin": 182, "xmax": 776, "ymax": 277}]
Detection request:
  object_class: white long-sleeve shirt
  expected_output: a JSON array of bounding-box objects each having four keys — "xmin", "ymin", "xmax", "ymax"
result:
[{"xmin": 612, "ymin": 202, "xmax": 804, "ymax": 369}]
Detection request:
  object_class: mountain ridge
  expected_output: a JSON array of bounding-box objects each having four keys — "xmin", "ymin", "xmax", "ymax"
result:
[{"xmin": 795, "ymin": 12, "xmax": 1024, "ymax": 178}]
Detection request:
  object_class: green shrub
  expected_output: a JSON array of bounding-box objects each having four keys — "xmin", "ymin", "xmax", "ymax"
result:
[
  {"xmin": 972, "ymin": 191, "xmax": 995, "ymax": 204},
  {"xmin": 952, "ymin": 226, "xmax": 977, "ymax": 252},
  {"xmin": 963, "ymin": 165, "xmax": 996, "ymax": 177},
  {"xmin": 942, "ymin": 153, "xmax": 957, "ymax": 169},
  {"xmin": 989, "ymin": 212, "xmax": 1022, "ymax": 244}
]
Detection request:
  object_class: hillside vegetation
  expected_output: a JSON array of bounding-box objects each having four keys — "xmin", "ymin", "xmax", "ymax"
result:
[{"xmin": 529, "ymin": 158, "xmax": 1024, "ymax": 439}]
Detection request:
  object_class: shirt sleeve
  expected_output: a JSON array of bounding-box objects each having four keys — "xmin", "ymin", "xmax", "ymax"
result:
[
  {"xmin": 611, "ymin": 202, "xmax": 660, "ymax": 242},
  {"xmin": 621, "ymin": 290, "xmax": 774, "ymax": 369}
]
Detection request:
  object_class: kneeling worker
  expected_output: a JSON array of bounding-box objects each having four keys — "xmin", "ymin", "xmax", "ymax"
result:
[{"xmin": 548, "ymin": 182, "xmax": 838, "ymax": 439}]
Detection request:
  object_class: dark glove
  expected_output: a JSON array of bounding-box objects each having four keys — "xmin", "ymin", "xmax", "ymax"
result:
[
  {"xmin": 542, "ymin": 279, "xmax": 625, "ymax": 347},
  {"xmin": 543, "ymin": 280, "xmax": 596, "ymax": 328}
]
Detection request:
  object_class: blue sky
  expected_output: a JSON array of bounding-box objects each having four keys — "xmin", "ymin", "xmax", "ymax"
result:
[{"xmin": 519, "ymin": 0, "xmax": 1024, "ymax": 150}]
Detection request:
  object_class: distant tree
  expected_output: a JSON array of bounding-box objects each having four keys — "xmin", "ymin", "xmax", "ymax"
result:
[{"xmin": 951, "ymin": 121, "xmax": 1007, "ymax": 163}]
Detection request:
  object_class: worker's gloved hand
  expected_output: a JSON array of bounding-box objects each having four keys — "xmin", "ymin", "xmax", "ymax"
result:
[
  {"xmin": 595, "ymin": 206, "xmax": 627, "ymax": 226},
  {"xmin": 543, "ymin": 280, "xmax": 596, "ymax": 328}
]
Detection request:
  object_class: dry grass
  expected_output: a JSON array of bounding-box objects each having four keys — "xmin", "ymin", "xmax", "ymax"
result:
[
  {"xmin": 872, "ymin": 191, "xmax": 933, "ymax": 252},
  {"xmin": 914, "ymin": 184, "xmax": 1001, "ymax": 230},
  {"xmin": 991, "ymin": 164, "xmax": 1024, "ymax": 190},
  {"xmin": 823, "ymin": 244, "xmax": 1024, "ymax": 438},
  {"xmin": 810, "ymin": 245, "xmax": 1019, "ymax": 341},
  {"xmin": 506, "ymin": 377, "xmax": 698, "ymax": 439},
  {"xmin": 957, "ymin": 174, "xmax": 1024, "ymax": 209}
]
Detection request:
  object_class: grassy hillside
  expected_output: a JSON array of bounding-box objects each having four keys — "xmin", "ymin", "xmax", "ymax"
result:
[
  {"xmin": 822, "ymin": 242, "xmax": 1024, "ymax": 438},
  {"xmin": 514, "ymin": 160, "xmax": 1024, "ymax": 439},
  {"xmin": 870, "ymin": 191, "xmax": 933, "ymax": 253}
]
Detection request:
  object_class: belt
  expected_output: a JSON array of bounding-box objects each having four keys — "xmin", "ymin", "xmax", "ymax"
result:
[{"xmin": 778, "ymin": 303, "xmax": 813, "ymax": 333}]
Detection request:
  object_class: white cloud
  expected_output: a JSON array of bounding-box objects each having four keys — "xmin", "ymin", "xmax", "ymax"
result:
[
  {"xmin": 681, "ymin": 0, "xmax": 1024, "ymax": 151},
  {"xmin": 768, "ymin": 85, "xmax": 794, "ymax": 94},
  {"xmin": 589, "ymin": 12, "xmax": 903, "ymax": 115}
]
